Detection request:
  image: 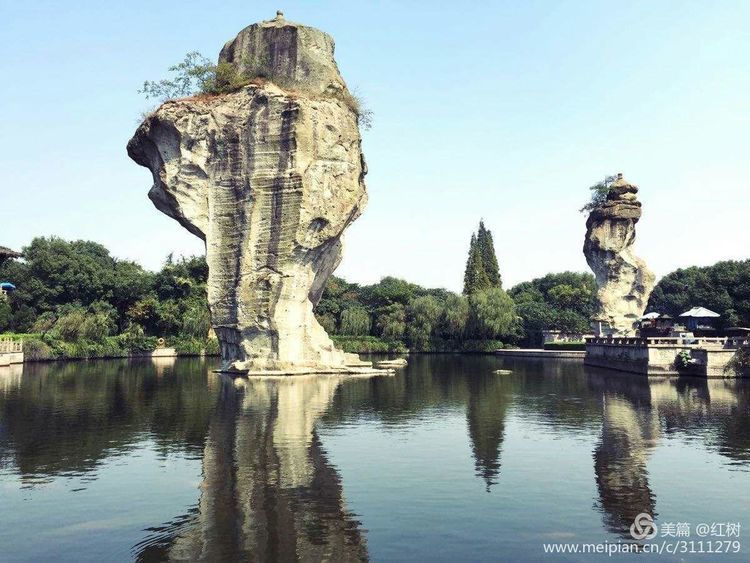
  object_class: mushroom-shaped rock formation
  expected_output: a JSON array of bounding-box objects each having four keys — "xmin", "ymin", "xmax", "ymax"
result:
[
  {"xmin": 128, "ymin": 14, "xmax": 374, "ymax": 374},
  {"xmin": 583, "ymin": 174, "xmax": 655, "ymax": 336}
]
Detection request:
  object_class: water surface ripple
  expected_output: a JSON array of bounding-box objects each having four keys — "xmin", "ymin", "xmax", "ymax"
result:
[{"xmin": 1, "ymin": 355, "xmax": 749, "ymax": 561}]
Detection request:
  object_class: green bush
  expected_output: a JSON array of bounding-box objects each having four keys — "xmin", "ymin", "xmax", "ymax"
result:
[
  {"xmin": 0, "ymin": 299, "xmax": 11, "ymax": 332},
  {"xmin": 171, "ymin": 337, "xmax": 206, "ymax": 355},
  {"xmin": 375, "ymin": 303, "xmax": 406, "ymax": 340},
  {"xmin": 0, "ymin": 333, "xmax": 41, "ymax": 341},
  {"xmin": 725, "ymin": 347, "xmax": 750, "ymax": 377},
  {"xmin": 204, "ymin": 337, "xmax": 220, "ymax": 356},
  {"xmin": 332, "ymin": 335, "xmax": 407, "ymax": 354},
  {"xmin": 543, "ymin": 341, "xmax": 586, "ymax": 351},
  {"xmin": 140, "ymin": 52, "xmax": 247, "ymax": 100},
  {"xmin": 675, "ymin": 350, "xmax": 692, "ymax": 369},
  {"xmin": 427, "ymin": 338, "xmax": 506, "ymax": 353},
  {"xmin": 21, "ymin": 332, "xmax": 221, "ymax": 361},
  {"xmin": 21, "ymin": 338, "xmax": 56, "ymax": 361},
  {"xmin": 48, "ymin": 337, "xmax": 126, "ymax": 360},
  {"xmin": 580, "ymin": 174, "xmax": 618, "ymax": 213},
  {"xmin": 118, "ymin": 323, "xmax": 158, "ymax": 352},
  {"xmin": 51, "ymin": 309, "xmax": 114, "ymax": 343}
]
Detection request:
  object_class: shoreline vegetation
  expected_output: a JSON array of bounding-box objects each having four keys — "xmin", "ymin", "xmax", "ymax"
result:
[
  {"xmin": 18, "ymin": 333, "xmax": 219, "ymax": 363},
  {"xmin": 2, "ymin": 234, "xmax": 750, "ymax": 361}
]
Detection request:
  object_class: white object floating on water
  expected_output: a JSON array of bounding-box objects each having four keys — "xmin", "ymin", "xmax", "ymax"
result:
[
  {"xmin": 375, "ymin": 358, "xmax": 408, "ymax": 369},
  {"xmin": 494, "ymin": 369, "xmax": 513, "ymax": 375}
]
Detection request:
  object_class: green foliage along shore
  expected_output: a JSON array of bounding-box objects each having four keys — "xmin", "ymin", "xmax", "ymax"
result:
[
  {"xmin": 647, "ymin": 260, "xmax": 750, "ymax": 328},
  {"xmin": 0, "ymin": 237, "xmax": 216, "ymax": 360},
  {"xmin": 314, "ymin": 276, "xmax": 517, "ymax": 353},
  {"xmin": 6, "ymin": 236, "xmax": 747, "ymax": 359},
  {"xmin": 509, "ymin": 272, "xmax": 598, "ymax": 347},
  {"xmin": 0, "ymin": 235, "xmax": 602, "ymax": 356},
  {"xmin": 316, "ymin": 222, "xmax": 519, "ymax": 353}
]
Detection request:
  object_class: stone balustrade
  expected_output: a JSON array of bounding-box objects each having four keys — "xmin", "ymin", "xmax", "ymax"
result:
[
  {"xmin": 0, "ymin": 339, "xmax": 23, "ymax": 353},
  {"xmin": 586, "ymin": 336, "xmax": 749, "ymax": 349},
  {"xmin": 585, "ymin": 335, "xmax": 748, "ymax": 377},
  {"xmin": 0, "ymin": 338, "xmax": 24, "ymax": 367}
]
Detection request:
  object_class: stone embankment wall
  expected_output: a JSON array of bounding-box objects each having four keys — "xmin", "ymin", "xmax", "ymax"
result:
[
  {"xmin": 0, "ymin": 339, "xmax": 23, "ymax": 366},
  {"xmin": 585, "ymin": 336, "xmax": 748, "ymax": 377}
]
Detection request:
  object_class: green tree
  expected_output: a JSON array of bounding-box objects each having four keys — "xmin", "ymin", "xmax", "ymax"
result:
[
  {"xmin": 362, "ymin": 276, "xmax": 421, "ymax": 308},
  {"xmin": 181, "ymin": 299, "xmax": 211, "ymax": 338},
  {"xmin": 648, "ymin": 260, "xmax": 750, "ymax": 328},
  {"xmin": 580, "ymin": 174, "xmax": 619, "ymax": 213},
  {"xmin": 317, "ymin": 314, "xmax": 337, "ymax": 335},
  {"xmin": 126, "ymin": 296, "xmax": 160, "ymax": 335},
  {"xmin": 406, "ymin": 295, "xmax": 441, "ymax": 350},
  {"xmin": 468, "ymin": 288, "xmax": 517, "ymax": 339},
  {"xmin": 111, "ymin": 261, "xmax": 154, "ymax": 332},
  {"xmin": 0, "ymin": 237, "xmax": 155, "ymax": 332},
  {"xmin": 438, "ymin": 293, "xmax": 469, "ymax": 339},
  {"xmin": 375, "ymin": 303, "xmax": 406, "ymax": 340},
  {"xmin": 155, "ymin": 300, "xmax": 182, "ymax": 337},
  {"xmin": 139, "ymin": 52, "xmax": 247, "ymax": 101},
  {"xmin": 463, "ymin": 233, "xmax": 489, "ymax": 295},
  {"xmin": 31, "ymin": 312, "xmax": 56, "ymax": 335},
  {"xmin": 477, "ymin": 220, "xmax": 502, "ymax": 288},
  {"xmin": 0, "ymin": 300, "xmax": 10, "ymax": 332},
  {"xmin": 340, "ymin": 307, "xmax": 371, "ymax": 336},
  {"xmin": 509, "ymin": 271, "xmax": 598, "ymax": 346},
  {"xmin": 463, "ymin": 222, "xmax": 502, "ymax": 294}
]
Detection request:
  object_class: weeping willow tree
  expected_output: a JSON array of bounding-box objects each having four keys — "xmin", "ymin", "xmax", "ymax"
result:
[{"xmin": 340, "ymin": 307, "xmax": 371, "ymax": 336}]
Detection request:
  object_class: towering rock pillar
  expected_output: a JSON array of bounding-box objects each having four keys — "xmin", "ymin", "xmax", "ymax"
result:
[
  {"xmin": 128, "ymin": 13, "xmax": 372, "ymax": 373},
  {"xmin": 583, "ymin": 174, "xmax": 655, "ymax": 336}
]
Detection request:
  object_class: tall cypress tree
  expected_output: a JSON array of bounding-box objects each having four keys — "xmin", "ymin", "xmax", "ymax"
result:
[
  {"xmin": 463, "ymin": 232, "xmax": 490, "ymax": 294},
  {"xmin": 477, "ymin": 220, "xmax": 502, "ymax": 289},
  {"xmin": 463, "ymin": 221, "xmax": 502, "ymax": 294}
]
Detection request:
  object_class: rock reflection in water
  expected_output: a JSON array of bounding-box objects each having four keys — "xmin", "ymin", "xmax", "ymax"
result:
[
  {"xmin": 3, "ymin": 357, "xmax": 750, "ymax": 561},
  {"xmin": 590, "ymin": 373, "xmax": 746, "ymax": 536},
  {"xmin": 593, "ymin": 389, "xmax": 659, "ymax": 536},
  {"xmin": 136, "ymin": 375, "xmax": 367, "ymax": 562}
]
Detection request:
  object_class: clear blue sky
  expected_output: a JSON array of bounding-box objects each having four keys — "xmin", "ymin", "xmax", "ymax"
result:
[{"xmin": 2, "ymin": 0, "xmax": 748, "ymax": 291}]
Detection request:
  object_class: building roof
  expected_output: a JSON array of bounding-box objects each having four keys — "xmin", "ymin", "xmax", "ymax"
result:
[
  {"xmin": 679, "ymin": 306, "xmax": 720, "ymax": 318},
  {"xmin": 0, "ymin": 246, "xmax": 21, "ymax": 259},
  {"xmin": 641, "ymin": 312, "xmax": 660, "ymax": 319}
]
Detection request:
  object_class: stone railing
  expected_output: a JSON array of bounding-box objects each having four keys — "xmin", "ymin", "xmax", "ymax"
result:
[
  {"xmin": 586, "ymin": 336, "xmax": 750, "ymax": 348},
  {"xmin": 0, "ymin": 338, "xmax": 23, "ymax": 353},
  {"xmin": 586, "ymin": 337, "xmax": 648, "ymax": 346}
]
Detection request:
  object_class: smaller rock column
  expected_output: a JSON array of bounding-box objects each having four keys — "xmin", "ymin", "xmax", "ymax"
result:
[{"xmin": 583, "ymin": 173, "xmax": 655, "ymax": 336}]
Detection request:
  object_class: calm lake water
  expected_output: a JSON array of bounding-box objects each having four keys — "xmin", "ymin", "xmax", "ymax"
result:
[{"xmin": 1, "ymin": 355, "xmax": 750, "ymax": 562}]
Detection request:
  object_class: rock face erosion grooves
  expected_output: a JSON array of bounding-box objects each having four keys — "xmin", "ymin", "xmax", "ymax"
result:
[
  {"xmin": 128, "ymin": 14, "xmax": 368, "ymax": 372},
  {"xmin": 583, "ymin": 174, "xmax": 655, "ymax": 336}
]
